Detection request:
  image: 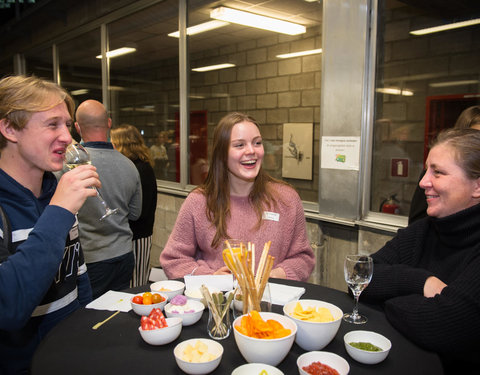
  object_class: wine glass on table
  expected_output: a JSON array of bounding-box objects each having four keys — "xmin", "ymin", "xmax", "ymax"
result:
[
  {"xmin": 64, "ymin": 143, "xmax": 119, "ymax": 221},
  {"xmin": 343, "ymin": 254, "xmax": 373, "ymax": 324}
]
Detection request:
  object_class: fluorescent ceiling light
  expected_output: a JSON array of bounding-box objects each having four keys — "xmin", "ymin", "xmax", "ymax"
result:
[
  {"xmin": 192, "ymin": 63, "xmax": 236, "ymax": 72},
  {"xmin": 410, "ymin": 18, "xmax": 480, "ymax": 35},
  {"xmin": 276, "ymin": 48, "xmax": 322, "ymax": 59},
  {"xmin": 429, "ymin": 80, "xmax": 479, "ymax": 88},
  {"xmin": 168, "ymin": 20, "xmax": 229, "ymax": 37},
  {"xmin": 210, "ymin": 6, "xmax": 306, "ymax": 35},
  {"xmin": 96, "ymin": 47, "xmax": 136, "ymax": 59},
  {"xmin": 120, "ymin": 106, "xmax": 155, "ymax": 113},
  {"xmin": 70, "ymin": 89, "xmax": 89, "ymax": 96},
  {"xmin": 376, "ymin": 88, "xmax": 413, "ymax": 96}
]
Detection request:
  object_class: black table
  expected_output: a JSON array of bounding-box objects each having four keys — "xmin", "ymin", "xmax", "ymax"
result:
[{"xmin": 31, "ymin": 279, "xmax": 443, "ymax": 374}]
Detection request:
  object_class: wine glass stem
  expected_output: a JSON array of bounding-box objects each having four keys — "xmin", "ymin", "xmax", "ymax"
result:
[
  {"xmin": 93, "ymin": 188, "xmax": 110, "ymax": 209},
  {"xmin": 352, "ymin": 292, "xmax": 361, "ymax": 318}
]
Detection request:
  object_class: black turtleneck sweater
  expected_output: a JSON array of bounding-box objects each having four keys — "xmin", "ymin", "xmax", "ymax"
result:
[{"xmin": 363, "ymin": 203, "xmax": 480, "ymax": 371}]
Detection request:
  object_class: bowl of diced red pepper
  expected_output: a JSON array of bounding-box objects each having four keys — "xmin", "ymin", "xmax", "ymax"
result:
[{"xmin": 138, "ymin": 308, "xmax": 182, "ymax": 345}]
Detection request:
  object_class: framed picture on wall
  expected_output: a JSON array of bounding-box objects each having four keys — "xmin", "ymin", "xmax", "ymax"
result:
[{"xmin": 282, "ymin": 123, "xmax": 313, "ymax": 180}]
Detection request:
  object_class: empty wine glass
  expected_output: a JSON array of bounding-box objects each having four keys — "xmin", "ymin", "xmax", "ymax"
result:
[
  {"xmin": 64, "ymin": 143, "xmax": 119, "ymax": 220},
  {"xmin": 343, "ymin": 254, "xmax": 373, "ymax": 324}
]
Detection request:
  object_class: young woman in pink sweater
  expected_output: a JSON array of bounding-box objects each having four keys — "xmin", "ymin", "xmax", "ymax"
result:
[{"xmin": 160, "ymin": 112, "xmax": 315, "ymax": 281}]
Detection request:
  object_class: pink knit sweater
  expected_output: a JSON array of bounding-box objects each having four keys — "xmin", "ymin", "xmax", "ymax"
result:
[{"xmin": 160, "ymin": 183, "xmax": 315, "ymax": 281}]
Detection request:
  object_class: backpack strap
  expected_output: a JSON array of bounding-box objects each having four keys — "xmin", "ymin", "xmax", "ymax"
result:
[{"xmin": 0, "ymin": 203, "xmax": 13, "ymax": 263}]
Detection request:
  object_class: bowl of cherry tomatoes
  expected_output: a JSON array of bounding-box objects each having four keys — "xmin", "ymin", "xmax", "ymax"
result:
[
  {"xmin": 131, "ymin": 292, "xmax": 168, "ymax": 316},
  {"xmin": 139, "ymin": 308, "xmax": 182, "ymax": 345}
]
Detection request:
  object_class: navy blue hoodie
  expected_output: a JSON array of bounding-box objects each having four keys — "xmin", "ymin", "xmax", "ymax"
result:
[{"xmin": 0, "ymin": 169, "xmax": 92, "ymax": 374}]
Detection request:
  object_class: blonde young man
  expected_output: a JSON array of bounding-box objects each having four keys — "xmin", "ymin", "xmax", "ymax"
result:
[{"xmin": 0, "ymin": 75, "xmax": 99, "ymax": 373}]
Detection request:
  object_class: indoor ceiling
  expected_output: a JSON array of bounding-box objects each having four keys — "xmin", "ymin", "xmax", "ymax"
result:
[{"xmin": 1, "ymin": 0, "xmax": 480, "ymax": 72}]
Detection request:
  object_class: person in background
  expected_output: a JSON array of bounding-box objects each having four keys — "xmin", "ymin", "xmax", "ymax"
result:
[
  {"xmin": 363, "ymin": 128, "xmax": 480, "ymax": 374},
  {"xmin": 110, "ymin": 124, "xmax": 157, "ymax": 287},
  {"xmin": 160, "ymin": 112, "xmax": 315, "ymax": 281},
  {"xmin": 408, "ymin": 105, "xmax": 480, "ymax": 224},
  {"xmin": 0, "ymin": 75, "xmax": 97, "ymax": 373},
  {"xmin": 74, "ymin": 100, "xmax": 142, "ymax": 299},
  {"xmin": 150, "ymin": 130, "xmax": 169, "ymax": 179}
]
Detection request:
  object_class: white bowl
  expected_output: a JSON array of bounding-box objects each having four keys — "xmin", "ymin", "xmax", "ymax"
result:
[
  {"xmin": 138, "ymin": 317, "xmax": 182, "ymax": 345},
  {"xmin": 185, "ymin": 286, "xmax": 221, "ymax": 307},
  {"xmin": 343, "ymin": 330, "xmax": 391, "ymax": 364},
  {"xmin": 283, "ymin": 299, "xmax": 343, "ymax": 351},
  {"xmin": 297, "ymin": 351, "xmax": 350, "ymax": 375},
  {"xmin": 130, "ymin": 292, "xmax": 168, "ymax": 316},
  {"xmin": 174, "ymin": 338, "xmax": 223, "ymax": 375},
  {"xmin": 150, "ymin": 280, "xmax": 185, "ymax": 301},
  {"xmin": 231, "ymin": 363, "xmax": 284, "ymax": 375},
  {"xmin": 233, "ymin": 312, "xmax": 297, "ymax": 366},
  {"xmin": 164, "ymin": 299, "xmax": 205, "ymax": 326}
]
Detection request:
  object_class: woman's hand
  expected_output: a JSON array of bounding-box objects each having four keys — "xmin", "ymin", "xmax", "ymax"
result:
[
  {"xmin": 214, "ymin": 266, "xmax": 232, "ymax": 275},
  {"xmin": 423, "ymin": 276, "xmax": 447, "ymax": 298},
  {"xmin": 269, "ymin": 267, "xmax": 286, "ymax": 279}
]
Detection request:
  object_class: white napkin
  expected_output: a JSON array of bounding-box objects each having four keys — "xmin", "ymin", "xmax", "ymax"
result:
[
  {"xmin": 269, "ymin": 282, "xmax": 305, "ymax": 306},
  {"xmin": 184, "ymin": 274, "xmax": 234, "ymax": 291},
  {"xmin": 86, "ymin": 290, "xmax": 134, "ymax": 312}
]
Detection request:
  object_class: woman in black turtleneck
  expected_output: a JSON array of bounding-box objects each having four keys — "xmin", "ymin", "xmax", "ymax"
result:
[{"xmin": 362, "ymin": 128, "xmax": 480, "ymax": 375}]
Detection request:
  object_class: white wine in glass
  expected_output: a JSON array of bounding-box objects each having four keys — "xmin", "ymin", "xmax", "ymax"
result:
[
  {"xmin": 64, "ymin": 143, "xmax": 119, "ymax": 221},
  {"xmin": 343, "ymin": 255, "xmax": 373, "ymax": 324}
]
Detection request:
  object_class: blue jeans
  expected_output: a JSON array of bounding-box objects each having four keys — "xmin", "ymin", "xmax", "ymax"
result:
[{"xmin": 87, "ymin": 252, "xmax": 135, "ymax": 300}]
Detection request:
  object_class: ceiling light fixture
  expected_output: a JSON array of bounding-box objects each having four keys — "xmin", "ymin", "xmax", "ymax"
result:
[
  {"xmin": 276, "ymin": 48, "xmax": 322, "ymax": 59},
  {"xmin": 168, "ymin": 20, "xmax": 230, "ymax": 38},
  {"xmin": 410, "ymin": 18, "xmax": 480, "ymax": 35},
  {"xmin": 192, "ymin": 63, "xmax": 236, "ymax": 72},
  {"xmin": 70, "ymin": 89, "xmax": 89, "ymax": 96},
  {"xmin": 429, "ymin": 80, "xmax": 479, "ymax": 88},
  {"xmin": 96, "ymin": 47, "xmax": 136, "ymax": 59},
  {"xmin": 376, "ymin": 88, "xmax": 413, "ymax": 96},
  {"xmin": 210, "ymin": 6, "xmax": 306, "ymax": 35}
]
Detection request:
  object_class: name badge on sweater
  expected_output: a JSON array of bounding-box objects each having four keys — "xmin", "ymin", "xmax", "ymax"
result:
[{"xmin": 262, "ymin": 211, "xmax": 279, "ymax": 222}]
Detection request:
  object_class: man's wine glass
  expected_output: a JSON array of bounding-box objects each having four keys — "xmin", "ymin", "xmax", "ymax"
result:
[
  {"xmin": 64, "ymin": 143, "xmax": 119, "ymax": 220},
  {"xmin": 343, "ymin": 255, "xmax": 373, "ymax": 324}
]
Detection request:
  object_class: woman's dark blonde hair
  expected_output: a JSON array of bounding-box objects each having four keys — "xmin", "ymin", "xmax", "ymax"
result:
[
  {"xmin": 198, "ymin": 112, "xmax": 288, "ymax": 248},
  {"xmin": 454, "ymin": 105, "xmax": 480, "ymax": 129},
  {"xmin": 0, "ymin": 75, "xmax": 74, "ymax": 150},
  {"xmin": 432, "ymin": 128, "xmax": 480, "ymax": 180},
  {"xmin": 110, "ymin": 124, "xmax": 153, "ymax": 166}
]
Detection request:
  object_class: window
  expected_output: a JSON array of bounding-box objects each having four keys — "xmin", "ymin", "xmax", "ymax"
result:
[
  {"xmin": 370, "ymin": 0, "xmax": 480, "ymax": 217},
  {"xmin": 108, "ymin": 1, "xmax": 180, "ymax": 182},
  {"xmin": 186, "ymin": 0, "xmax": 323, "ymax": 200}
]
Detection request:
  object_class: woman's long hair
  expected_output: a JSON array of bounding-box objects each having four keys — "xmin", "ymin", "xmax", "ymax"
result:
[
  {"xmin": 199, "ymin": 112, "xmax": 288, "ymax": 248},
  {"xmin": 110, "ymin": 124, "xmax": 153, "ymax": 166}
]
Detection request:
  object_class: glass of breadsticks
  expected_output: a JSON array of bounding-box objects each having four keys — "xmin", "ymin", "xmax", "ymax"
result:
[{"xmin": 222, "ymin": 240, "xmax": 273, "ymax": 318}]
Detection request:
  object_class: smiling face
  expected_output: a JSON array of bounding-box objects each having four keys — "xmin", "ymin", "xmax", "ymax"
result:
[
  {"xmin": 227, "ymin": 120, "xmax": 264, "ymax": 193},
  {"xmin": 9, "ymin": 101, "xmax": 72, "ymax": 179},
  {"xmin": 419, "ymin": 144, "xmax": 480, "ymax": 218}
]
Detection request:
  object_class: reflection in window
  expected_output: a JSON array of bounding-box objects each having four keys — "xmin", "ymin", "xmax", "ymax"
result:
[
  {"xmin": 24, "ymin": 47, "xmax": 53, "ymax": 80},
  {"xmin": 187, "ymin": 1, "xmax": 322, "ymax": 201},
  {"xmin": 371, "ymin": 1, "xmax": 480, "ymax": 215},
  {"xmin": 58, "ymin": 30, "xmax": 102, "ymax": 142},
  {"xmin": 108, "ymin": 1, "xmax": 180, "ymax": 182}
]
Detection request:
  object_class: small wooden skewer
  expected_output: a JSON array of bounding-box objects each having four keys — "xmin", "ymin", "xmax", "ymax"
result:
[
  {"xmin": 92, "ymin": 310, "xmax": 120, "ymax": 330},
  {"xmin": 259, "ymin": 255, "xmax": 275, "ymax": 299},
  {"xmin": 251, "ymin": 243, "xmax": 255, "ymax": 275}
]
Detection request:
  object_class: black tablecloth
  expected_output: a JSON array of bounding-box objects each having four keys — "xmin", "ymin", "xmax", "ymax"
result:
[{"xmin": 31, "ymin": 279, "xmax": 443, "ymax": 375}]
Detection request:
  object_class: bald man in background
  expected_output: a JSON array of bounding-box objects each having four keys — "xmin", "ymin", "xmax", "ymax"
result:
[{"xmin": 74, "ymin": 100, "xmax": 142, "ymax": 299}]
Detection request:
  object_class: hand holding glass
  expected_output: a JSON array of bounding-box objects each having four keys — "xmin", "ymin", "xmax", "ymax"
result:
[
  {"xmin": 64, "ymin": 143, "xmax": 118, "ymax": 220},
  {"xmin": 343, "ymin": 255, "xmax": 373, "ymax": 324}
]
